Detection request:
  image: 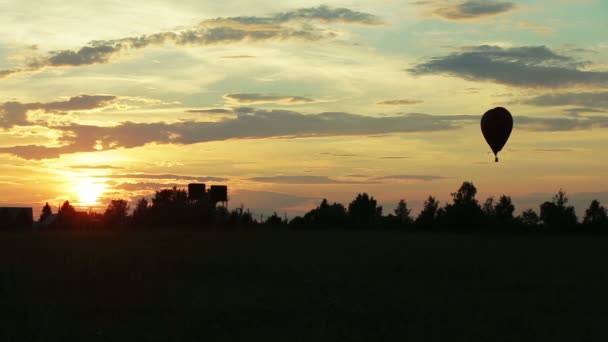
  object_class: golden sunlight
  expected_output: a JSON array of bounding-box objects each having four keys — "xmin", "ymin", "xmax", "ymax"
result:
[{"xmin": 74, "ymin": 178, "xmax": 107, "ymax": 207}]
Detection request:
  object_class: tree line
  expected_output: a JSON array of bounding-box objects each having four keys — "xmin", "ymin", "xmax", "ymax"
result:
[{"xmin": 35, "ymin": 182, "xmax": 608, "ymax": 233}]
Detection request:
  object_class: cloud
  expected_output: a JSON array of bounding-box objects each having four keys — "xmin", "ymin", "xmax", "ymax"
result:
[
  {"xmin": 377, "ymin": 99, "xmax": 423, "ymax": 106},
  {"xmin": 533, "ymin": 148, "xmax": 576, "ymax": 153},
  {"xmin": 372, "ymin": 175, "xmax": 448, "ymax": 181},
  {"xmin": 0, "ymin": 95, "xmax": 116, "ymax": 128},
  {"xmin": 525, "ymin": 92, "xmax": 608, "ymax": 109},
  {"xmin": 319, "ymin": 152, "xmax": 358, "ymax": 157},
  {"xmin": 410, "ymin": 45, "xmax": 608, "ymax": 88},
  {"xmin": 221, "ymin": 55, "xmax": 255, "ymax": 59},
  {"xmin": 519, "ymin": 21, "xmax": 554, "ymax": 33},
  {"xmin": 0, "ymin": 69, "xmax": 18, "ymax": 79},
  {"xmin": 416, "ymin": 0, "xmax": 516, "ymax": 20},
  {"xmin": 378, "ymin": 156, "xmax": 411, "ymax": 159},
  {"xmin": 187, "ymin": 109, "xmax": 233, "ymax": 114},
  {"xmin": 6, "ymin": 105, "xmax": 608, "ymax": 159},
  {"xmin": 515, "ymin": 115, "xmax": 608, "ymax": 131},
  {"xmin": 247, "ymin": 175, "xmax": 370, "ymax": 184},
  {"xmin": 107, "ymin": 173, "xmax": 227, "ymax": 183},
  {"xmin": 224, "ymin": 94, "xmax": 316, "ymax": 105},
  {"xmin": 68, "ymin": 165, "xmax": 124, "ymax": 169},
  {"xmin": 1, "ymin": 5, "xmax": 381, "ymax": 78},
  {"xmin": 0, "ymin": 108, "xmax": 471, "ymax": 159}
]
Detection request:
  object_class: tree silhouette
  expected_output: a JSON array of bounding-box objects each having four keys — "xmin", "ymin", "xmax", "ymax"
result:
[
  {"xmin": 415, "ymin": 196, "xmax": 439, "ymax": 230},
  {"xmin": 540, "ymin": 190, "xmax": 577, "ymax": 232},
  {"xmin": 56, "ymin": 200, "xmax": 77, "ymax": 229},
  {"xmin": 132, "ymin": 198, "xmax": 150, "ymax": 227},
  {"xmin": 384, "ymin": 199, "xmax": 413, "ymax": 230},
  {"xmin": 394, "ymin": 200, "xmax": 413, "ymax": 225},
  {"xmin": 348, "ymin": 193, "xmax": 382, "ymax": 228},
  {"xmin": 104, "ymin": 199, "xmax": 130, "ymax": 228},
  {"xmin": 39, "ymin": 202, "xmax": 52, "ymax": 222},
  {"xmin": 150, "ymin": 187, "xmax": 189, "ymax": 226},
  {"xmin": 518, "ymin": 209, "xmax": 540, "ymax": 229},
  {"xmin": 582, "ymin": 200, "xmax": 607, "ymax": 232},
  {"xmin": 442, "ymin": 182, "xmax": 484, "ymax": 231},
  {"xmin": 301, "ymin": 199, "xmax": 347, "ymax": 228},
  {"xmin": 227, "ymin": 205, "xmax": 255, "ymax": 227},
  {"xmin": 482, "ymin": 197, "xmax": 495, "ymax": 219},
  {"xmin": 494, "ymin": 195, "xmax": 515, "ymax": 223},
  {"xmin": 265, "ymin": 212, "xmax": 285, "ymax": 225}
]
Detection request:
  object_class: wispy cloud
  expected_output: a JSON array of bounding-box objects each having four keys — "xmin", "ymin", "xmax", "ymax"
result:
[
  {"xmin": 105, "ymin": 173, "xmax": 227, "ymax": 182},
  {"xmin": 377, "ymin": 99, "xmax": 423, "ymax": 106},
  {"xmin": 410, "ymin": 45, "xmax": 608, "ymax": 88},
  {"xmin": 0, "ymin": 95, "xmax": 116, "ymax": 128},
  {"xmin": 519, "ymin": 21, "xmax": 554, "ymax": 33},
  {"xmin": 0, "ymin": 108, "xmax": 468, "ymax": 159},
  {"xmin": 372, "ymin": 175, "xmax": 448, "ymax": 181},
  {"xmin": 224, "ymin": 94, "xmax": 316, "ymax": 105},
  {"xmin": 220, "ymin": 55, "xmax": 256, "ymax": 59},
  {"xmin": 247, "ymin": 175, "xmax": 369, "ymax": 184},
  {"xmin": 525, "ymin": 92, "xmax": 608, "ymax": 109},
  {"xmin": 68, "ymin": 165, "xmax": 124, "ymax": 169},
  {"xmin": 4, "ymin": 105, "xmax": 604, "ymax": 160},
  {"xmin": 0, "ymin": 5, "xmax": 382, "ymax": 79},
  {"xmin": 415, "ymin": 0, "xmax": 517, "ymax": 20}
]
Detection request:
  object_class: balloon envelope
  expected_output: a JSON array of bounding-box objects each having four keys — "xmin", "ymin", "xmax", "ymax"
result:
[{"xmin": 481, "ymin": 107, "xmax": 513, "ymax": 162}]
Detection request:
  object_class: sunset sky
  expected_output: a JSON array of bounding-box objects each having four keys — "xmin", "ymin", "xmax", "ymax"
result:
[{"xmin": 1, "ymin": 0, "xmax": 607, "ymax": 218}]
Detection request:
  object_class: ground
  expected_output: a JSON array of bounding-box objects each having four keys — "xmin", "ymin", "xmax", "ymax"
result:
[{"xmin": 1, "ymin": 229, "xmax": 608, "ymax": 341}]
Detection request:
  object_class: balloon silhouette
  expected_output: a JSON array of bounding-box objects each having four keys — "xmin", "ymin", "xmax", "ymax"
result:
[{"xmin": 481, "ymin": 107, "xmax": 513, "ymax": 162}]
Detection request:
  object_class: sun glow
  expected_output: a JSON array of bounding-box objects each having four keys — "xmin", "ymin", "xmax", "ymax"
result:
[{"xmin": 74, "ymin": 178, "xmax": 107, "ymax": 206}]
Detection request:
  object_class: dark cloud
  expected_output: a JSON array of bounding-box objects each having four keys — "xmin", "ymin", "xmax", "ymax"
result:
[
  {"xmin": 377, "ymin": 99, "xmax": 423, "ymax": 106},
  {"xmin": 247, "ymin": 175, "xmax": 368, "ymax": 184},
  {"xmin": 416, "ymin": 0, "xmax": 516, "ymax": 20},
  {"xmin": 0, "ymin": 69, "xmax": 18, "ymax": 79},
  {"xmin": 0, "ymin": 95, "xmax": 115, "ymax": 128},
  {"xmin": 271, "ymin": 5, "xmax": 383, "ymax": 25},
  {"xmin": 0, "ymin": 102, "xmax": 29, "ymax": 128},
  {"xmin": 373, "ymin": 175, "xmax": 448, "ymax": 181},
  {"xmin": 186, "ymin": 108, "xmax": 234, "ymax": 115},
  {"xmin": 525, "ymin": 92, "xmax": 608, "ymax": 109},
  {"xmin": 1, "ymin": 6, "xmax": 381, "ymax": 78},
  {"xmin": 562, "ymin": 107, "xmax": 607, "ymax": 117},
  {"xmin": 0, "ymin": 108, "xmax": 467, "ymax": 159},
  {"xmin": 515, "ymin": 115, "xmax": 608, "ymax": 131},
  {"xmin": 6, "ymin": 105, "xmax": 607, "ymax": 159},
  {"xmin": 224, "ymin": 94, "xmax": 316, "ymax": 105},
  {"xmin": 410, "ymin": 45, "xmax": 608, "ymax": 88},
  {"xmin": 319, "ymin": 152, "xmax": 358, "ymax": 157}
]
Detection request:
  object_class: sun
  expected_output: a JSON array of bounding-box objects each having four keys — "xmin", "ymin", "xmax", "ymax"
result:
[{"xmin": 74, "ymin": 178, "xmax": 107, "ymax": 206}]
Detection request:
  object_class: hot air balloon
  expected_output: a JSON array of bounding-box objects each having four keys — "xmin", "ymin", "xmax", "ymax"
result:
[{"xmin": 481, "ymin": 107, "xmax": 513, "ymax": 162}]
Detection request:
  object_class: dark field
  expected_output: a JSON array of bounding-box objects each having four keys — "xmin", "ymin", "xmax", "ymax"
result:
[{"xmin": 2, "ymin": 230, "xmax": 608, "ymax": 341}]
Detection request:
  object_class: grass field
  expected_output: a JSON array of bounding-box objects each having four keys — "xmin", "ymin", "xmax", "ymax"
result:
[{"xmin": 2, "ymin": 229, "xmax": 608, "ymax": 341}]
